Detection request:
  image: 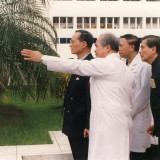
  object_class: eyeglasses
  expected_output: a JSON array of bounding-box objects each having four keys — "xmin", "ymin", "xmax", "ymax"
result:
[
  {"xmin": 70, "ymin": 39, "xmax": 83, "ymax": 44},
  {"xmin": 70, "ymin": 39, "xmax": 76, "ymax": 44}
]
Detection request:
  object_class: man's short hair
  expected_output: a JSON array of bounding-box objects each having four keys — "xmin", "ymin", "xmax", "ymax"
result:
[
  {"xmin": 120, "ymin": 34, "xmax": 140, "ymax": 52},
  {"xmin": 75, "ymin": 30, "xmax": 93, "ymax": 48},
  {"xmin": 99, "ymin": 33, "xmax": 119, "ymax": 52},
  {"xmin": 142, "ymin": 35, "xmax": 160, "ymax": 55}
]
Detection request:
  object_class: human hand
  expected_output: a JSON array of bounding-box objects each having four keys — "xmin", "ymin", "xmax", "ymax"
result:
[
  {"xmin": 21, "ymin": 49, "xmax": 43, "ymax": 62},
  {"xmin": 147, "ymin": 125, "xmax": 154, "ymax": 137},
  {"xmin": 84, "ymin": 128, "xmax": 89, "ymax": 138}
]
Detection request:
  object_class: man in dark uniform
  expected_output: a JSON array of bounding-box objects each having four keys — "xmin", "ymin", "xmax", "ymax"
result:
[
  {"xmin": 62, "ymin": 30, "xmax": 94, "ymax": 160},
  {"xmin": 140, "ymin": 35, "xmax": 160, "ymax": 160}
]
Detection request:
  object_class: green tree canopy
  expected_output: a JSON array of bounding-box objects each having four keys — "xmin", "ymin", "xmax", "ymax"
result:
[{"xmin": 0, "ymin": 0, "xmax": 59, "ymax": 102}]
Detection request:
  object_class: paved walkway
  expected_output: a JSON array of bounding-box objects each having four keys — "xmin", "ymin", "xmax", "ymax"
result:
[{"xmin": 0, "ymin": 131, "xmax": 73, "ymax": 160}]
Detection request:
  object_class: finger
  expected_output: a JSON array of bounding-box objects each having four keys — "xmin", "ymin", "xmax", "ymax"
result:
[
  {"xmin": 22, "ymin": 49, "xmax": 34, "ymax": 52},
  {"xmin": 21, "ymin": 52, "xmax": 28, "ymax": 56},
  {"xmin": 24, "ymin": 58, "xmax": 32, "ymax": 61},
  {"xmin": 21, "ymin": 51, "xmax": 32, "ymax": 55},
  {"xmin": 22, "ymin": 53, "xmax": 31, "ymax": 58},
  {"xmin": 87, "ymin": 131, "xmax": 89, "ymax": 137},
  {"xmin": 21, "ymin": 50, "xmax": 33, "ymax": 55},
  {"xmin": 84, "ymin": 131, "xmax": 86, "ymax": 138}
]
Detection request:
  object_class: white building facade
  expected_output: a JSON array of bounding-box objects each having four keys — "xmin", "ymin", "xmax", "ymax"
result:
[{"xmin": 46, "ymin": 0, "xmax": 160, "ymax": 58}]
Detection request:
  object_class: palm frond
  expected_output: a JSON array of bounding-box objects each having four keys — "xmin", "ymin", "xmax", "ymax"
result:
[{"xmin": 0, "ymin": 0, "xmax": 60, "ymax": 103}]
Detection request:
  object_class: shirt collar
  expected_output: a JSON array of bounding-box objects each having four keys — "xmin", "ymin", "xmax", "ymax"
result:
[
  {"xmin": 105, "ymin": 53, "xmax": 120, "ymax": 59},
  {"xmin": 152, "ymin": 54, "xmax": 160, "ymax": 67},
  {"xmin": 79, "ymin": 53, "xmax": 90, "ymax": 60}
]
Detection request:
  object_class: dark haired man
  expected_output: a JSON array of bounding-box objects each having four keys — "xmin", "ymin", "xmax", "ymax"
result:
[
  {"xmin": 62, "ymin": 30, "xmax": 93, "ymax": 160},
  {"xmin": 119, "ymin": 34, "xmax": 152, "ymax": 160},
  {"xmin": 140, "ymin": 35, "xmax": 160, "ymax": 160}
]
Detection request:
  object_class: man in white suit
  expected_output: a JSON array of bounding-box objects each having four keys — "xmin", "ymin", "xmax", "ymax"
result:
[
  {"xmin": 21, "ymin": 33, "xmax": 135, "ymax": 160},
  {"xmin": 119, "ymin": 34, "xmax": 152, "ymax": 160}
]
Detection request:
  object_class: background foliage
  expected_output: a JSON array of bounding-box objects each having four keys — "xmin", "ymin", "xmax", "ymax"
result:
[{"xmin": 0, "ymin": 0, "xmax": 64, "ymax": 103}]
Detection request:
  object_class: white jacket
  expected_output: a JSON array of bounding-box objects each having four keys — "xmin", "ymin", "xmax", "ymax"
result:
[
  {"xmin": 128, "ymin": 53, "xmax": 152, "ymax": 152},
  {"xmin": 42, "ymin": 53, "xmax": 135, "ymax": 160}
]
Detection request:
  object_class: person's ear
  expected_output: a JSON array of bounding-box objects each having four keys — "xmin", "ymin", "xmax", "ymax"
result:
[
  {"xmin": 151, "ymin": 46, "xmax": 157, "ymax": 55},
  {"xmin": 130, "ymin": 44, "xmax": 135, "ymax": 52},
  {"xmin": 82, "ymin": 41, "xmax": 87, "ymax": 48},
  {"xmin": 106, "ymin": 45, "xmax": 111, "ymax": 52}
]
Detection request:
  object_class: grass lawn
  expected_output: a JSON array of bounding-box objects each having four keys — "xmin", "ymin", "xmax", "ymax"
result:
[{"xmin": 0, "ymin": 91, "xmax": 63, "ymax": 146}]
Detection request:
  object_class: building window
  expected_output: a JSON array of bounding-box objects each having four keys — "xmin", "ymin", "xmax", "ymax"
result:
[
  {"xmin": 84, "ymin": 17, "xmax": 90, "ymax": 29},
  {"xmin": 77, "ymin": 0, "xmax": 95, "ymax": 1},
  {"xmin": 137, "ymin": 17, "xmax": 142, "ymax": 29},
  {"xmin": 130, "ymin": 17, "xmax": 135, "ymax": 29},
  {"xmin": 55, "ymin": 0, "xmax": 72, "ymax": 1},
  {"xmin": 77, "ymin": 17, "xmax": 97, "ymax": 29},
  {"xmin": 153, "ymin": 17, "xmax": 158, "ymax": 28},
  {"xmin": 123, "ymin": 17, "xmax": 129, "ymax": 29},
  {"xmin": 146, "ymin": 17, "xmax": 151, "ymax": 29},
  {"xmin": 123, "ymin": 17, "xmax": 142, "ymax": 29},
  {"xmin": 91, "ymin": 17, "xmax": 97, "ymax": 29},
  {"xmin": 114, "ymin": 17, "xmax": 119, "ymax": 29},
  {"xmin": 60, "ymin": 38, "xmax": 67, "ymax": 44},
  {"xmin": 67, "ymin": 17, "xmax": 73, "ymax": 29},
  {"xmin": 53, "ymin": 17, "xmax": 73, "ymax": 29},
  {"xmin": 146, "ymin": 0, "xmax": 160, "ymax": 1},
  {"xmin": 77, "ymin": 17, "xmax": 83, "ymax": 29},
  {"xmin": 100, "ymin": 17, "xmax": 106, "ymax": 28},
  {"xmin": 100, "ymin": 17, "xmax": 119, "ymax": 29},
  {"xmin": 67, "ymin": 38, "xmax": 71, "ymax": 43},
  {"xmin": 60, "ymin": 17, "xmax": 66, "ymax": 29},
  {"xmin": 53, "ymin": 17, "xmax": 59, "ymax": 23},
  {"xmin": 100, "ymin": 0, "xmax": 119, "ymax": 1},
  {"xmin": 59, "ymin": 37, "xmax": 96, "ymax": 44},
  {"xmin": 123, "ymin": 0, "xmax": 140, "ymax": 1},
  {"xmin": 107, "ymin": 17, "xmax": 113, "ymax": 28},
  {"xmin": 53, "ymin": 17, "xmax": 59, "ymax": 28}
]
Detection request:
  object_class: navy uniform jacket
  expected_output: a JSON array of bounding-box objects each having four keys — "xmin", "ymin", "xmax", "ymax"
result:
[
  {"xmin": 151, "ymin": 55, "xmax": 160, "ymax": 137},
  {"xmin": 62, "ymin": 53, "xmax": 93, "ymax": 137}
]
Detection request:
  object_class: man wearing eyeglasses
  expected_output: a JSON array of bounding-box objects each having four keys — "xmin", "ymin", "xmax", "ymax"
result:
[{"xmin": 61, "ymin": 30, "xmax": 94, "ymax": 160}]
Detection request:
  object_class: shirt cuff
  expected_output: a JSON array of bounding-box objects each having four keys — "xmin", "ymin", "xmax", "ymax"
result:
[{"xmin": 41, "ymin": 55, "xmax": 48, "ymax": 65}]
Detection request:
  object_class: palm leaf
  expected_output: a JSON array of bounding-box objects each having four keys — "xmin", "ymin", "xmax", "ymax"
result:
[{"xmin": 0, "ymin": 0, "xmax": 60, "ymax": 103}]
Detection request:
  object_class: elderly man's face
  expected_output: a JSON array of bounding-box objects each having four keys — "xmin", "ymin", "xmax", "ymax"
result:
[
  {"xmin": 94, "ymin": 37, "xmax": 107, "ymax": 58},
  {"xmin": 69, "ymin": 32, "xmax": 84, "ymax": 55},
  {"xmin": 139, "ymin": 39, "xmax": 153, "ymax": 63}
]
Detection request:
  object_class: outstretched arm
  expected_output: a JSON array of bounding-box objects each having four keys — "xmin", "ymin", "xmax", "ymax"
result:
[{"xmin": 21, "ymin": 49, "xmax": 115, "ymax": 78}]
